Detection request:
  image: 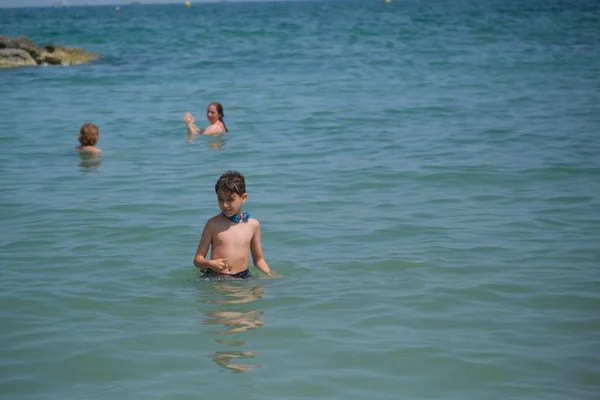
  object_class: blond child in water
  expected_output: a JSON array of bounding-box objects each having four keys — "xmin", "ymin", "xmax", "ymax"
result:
[
  {"xmin": 75, "ymin": 123, "xmax": 101, "ymax": 154},
  {"xmin": 193, "ymin": 170, "xmax": 273, "ymax": 279}
]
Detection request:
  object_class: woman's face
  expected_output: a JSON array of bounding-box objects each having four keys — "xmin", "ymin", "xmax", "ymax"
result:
[{"xmin": 206, "ymin": 104, "xmax": 220, "ymax": 124}]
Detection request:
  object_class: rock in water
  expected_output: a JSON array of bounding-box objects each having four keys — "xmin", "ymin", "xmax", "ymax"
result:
[
  {"xmin": 0, "ymin": 36, "xmax": 98, "ymax": 68},
  {"xmin": 0, "ymin": 48, "xmax": 38, "ymax": 67},
  {"xmin": 41, "ymin": 44, "xmax": 98, "ymax": 66}
]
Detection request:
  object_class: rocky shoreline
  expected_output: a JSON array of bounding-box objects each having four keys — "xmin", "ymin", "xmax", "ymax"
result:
[{"xmin": 0, "ymin": 36, "xmax": 98, "ymax": 68}]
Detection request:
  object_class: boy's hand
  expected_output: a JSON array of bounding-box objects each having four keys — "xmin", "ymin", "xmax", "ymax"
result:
[
  {"xmin": 184, "ymin": 112, "xmax": 195, "ymax": 126},
  {"xmin": 209, "ymin": 258, "xmax": 228, "ymax": 271}
]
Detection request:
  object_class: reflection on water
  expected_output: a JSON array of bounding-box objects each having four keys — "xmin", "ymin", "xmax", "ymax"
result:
[
  {"xmin": 78, "ymin": 152, "xmax": 101, "ymax": 173},
  {"xmin": 197, "ymin": 282, "xmax": 265, "ymax": 373},
  {"xmin": 210, "ymin": 350, "xmax": 258, "ymax": 373},
  {"xmin": 207, "ymin": 138, "xmax": 225, "ymax": 150},
  {"xmin": 204, "ymin": 309, "xmax": 264, "ymax": 334}
]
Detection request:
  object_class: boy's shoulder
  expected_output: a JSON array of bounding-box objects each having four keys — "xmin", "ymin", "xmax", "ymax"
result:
[
  {"xmin": 206, "ymin": 213, "xmax": 236, "ymax": 227},
  {"xmin": 207, "ymin": 213, "xmax": 225, "ymax": 224},
  {"xmin": 246, "ymin": 216, "xmax": 261, "ymax": 230}
]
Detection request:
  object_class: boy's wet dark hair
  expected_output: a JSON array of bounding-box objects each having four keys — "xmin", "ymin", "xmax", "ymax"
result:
[
  {"xmin": 79, "ymin": 123, "xmax": 99, "ymax": 146},
  {"xmin": 215, "ymin": 170, "xmax": 246, "ymax": 196}
]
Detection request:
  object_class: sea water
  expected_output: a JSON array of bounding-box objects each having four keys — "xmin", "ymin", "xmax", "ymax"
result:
[{"xmin": 1, "ymin": 1, "xmax": 599, "ymax": 399}]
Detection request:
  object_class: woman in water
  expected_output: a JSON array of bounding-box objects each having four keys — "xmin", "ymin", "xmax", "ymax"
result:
[{"xmin": 184, "ymin": 102, "xmax": 228, "ymax": 136}]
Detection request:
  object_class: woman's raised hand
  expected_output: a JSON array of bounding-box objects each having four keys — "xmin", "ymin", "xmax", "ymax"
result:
[{"xmin": 184, "ymin": 112, "xmax": 195, "ymax": 126}]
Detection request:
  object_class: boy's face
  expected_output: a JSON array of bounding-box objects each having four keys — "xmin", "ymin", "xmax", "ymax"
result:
[{"xmin": 217, "ymin": 190, "xmax": 247, "ymax": 217}]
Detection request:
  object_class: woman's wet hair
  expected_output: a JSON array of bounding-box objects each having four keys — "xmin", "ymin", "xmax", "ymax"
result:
[
  {"xmin": 215, "ymin": 170, "xmax": 246, "ymax": 196},
  {"xmin": 79, "ymin": 122, "xmax": 99, "ymax": 146},
  {"xmin": 209, "ymin": 102, "xmax": 228, "ymax": 132}
]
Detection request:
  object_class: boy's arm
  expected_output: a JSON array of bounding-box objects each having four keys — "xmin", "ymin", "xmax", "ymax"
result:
[
  {"xmin": 193, "ymin": 221, "xmax": 228, "ymax": 273},
  {"xmin": 250, "ymin": 220, "xmax": 274, "ymax": 277}
]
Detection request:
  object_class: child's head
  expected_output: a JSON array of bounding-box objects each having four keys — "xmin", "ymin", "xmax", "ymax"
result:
[
  {"xmin": 215, "ymin": 170, "xmax": 247, "ymax": 215},
  {"xmin": 215, "ymin": 170, "xmax": 246, "ymax": 196},
  {"xmin": 78, "ymin": 123, "xmax": 99, "ymax": 146}
]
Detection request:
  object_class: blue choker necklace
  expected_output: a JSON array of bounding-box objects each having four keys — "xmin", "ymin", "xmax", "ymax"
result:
[{"xmin": 223, "ymin": 212, "xmax": 250, "ymax": 224}]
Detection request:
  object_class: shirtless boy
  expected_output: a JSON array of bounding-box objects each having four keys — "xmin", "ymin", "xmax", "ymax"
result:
[{"xmin": 193, "ymin": 171, "xmax": 273, "ymax": 279}]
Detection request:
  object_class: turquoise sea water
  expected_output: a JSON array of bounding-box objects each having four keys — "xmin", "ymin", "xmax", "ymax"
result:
[{"xmin": 1, "ymin": 1, "xmax": 600, "ymax": 398}]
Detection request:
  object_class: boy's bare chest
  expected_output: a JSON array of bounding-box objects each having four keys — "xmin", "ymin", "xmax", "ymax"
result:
[{"xmin": 213, "ymin": 224, "xmax": 253, "ymax": 246}]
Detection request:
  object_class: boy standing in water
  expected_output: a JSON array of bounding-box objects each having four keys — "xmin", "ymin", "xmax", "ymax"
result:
[
  {"xmin": 193, "ymin": 171, "xmax": 274, "ymax": 279},
  {"xmin": 75, "ymin": 122, "xmax": 101, "ymax": 154}
]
